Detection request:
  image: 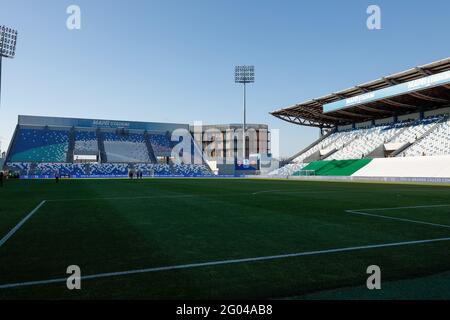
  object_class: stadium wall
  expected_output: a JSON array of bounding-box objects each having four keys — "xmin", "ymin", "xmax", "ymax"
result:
[
  {"xmin": 352, "ymin": 155, "xmax": 450, "ymax": 178},
  {"xmin": 254, "ymin": 175, "xmax": 450, "ymax": 184}
]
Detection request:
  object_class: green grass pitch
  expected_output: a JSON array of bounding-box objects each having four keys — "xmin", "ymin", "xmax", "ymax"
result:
[{"xmin": 0, "ymin": 178, "xmax": 450, "ymax": 299}]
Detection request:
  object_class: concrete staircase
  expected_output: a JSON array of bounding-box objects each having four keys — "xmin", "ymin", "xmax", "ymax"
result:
[
  {"xmin": 144, "ymin": 132, "xmax": 158, "ymax": 163},
  {"xmin": 97, "ymin": 129, "xmax": 108, "ymax": 163},
  {"xmin": 66, "ymin": 127, "xmax": 76, "ymax": 163}
]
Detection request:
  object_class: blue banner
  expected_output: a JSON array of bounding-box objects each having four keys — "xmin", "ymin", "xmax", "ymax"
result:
[
  {"xmin": 18, "ymin": 115, "xmax": 189, "ymax": 132},
  {"xmin": 323, "ymin": 70, "xmax": 450, "ymax": 113}
]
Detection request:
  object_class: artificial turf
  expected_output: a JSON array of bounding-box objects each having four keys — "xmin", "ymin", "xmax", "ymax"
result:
[{"xmin": 0, "ymin": 178, "xmax": 449, "ymax": 299}]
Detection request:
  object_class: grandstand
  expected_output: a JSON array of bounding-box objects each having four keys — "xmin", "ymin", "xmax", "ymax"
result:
[
  {"xmin": 2, "ymin": 115, "xmax": 213, "ymax": 178},
  {"xmin": 271, "ymin": 58, "xmax": 450, "ymax": 179},
  {"xmin": 103, "ymin": 132, "xmax": 151, "ymax": 163}
]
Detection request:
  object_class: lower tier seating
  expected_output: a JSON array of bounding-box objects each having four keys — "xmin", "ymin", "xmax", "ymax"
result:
[
  {"xmin": 172, "ymin": 163, "xmax": 212, "ymax": 177},
  {"xmin": 5, "ymin": 162, "xmax": 213, "ymax": 177}
]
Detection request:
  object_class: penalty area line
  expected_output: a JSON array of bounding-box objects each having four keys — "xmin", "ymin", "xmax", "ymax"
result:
[
  {"xmin": 346, "ymin": 204, "xmax": 450, "ymax": 229},
  {"xmin": 2, "ymin": 236, "xmax": 450, "ymax": 290},
  {"xmin": 349, "ymin": 204, "xmax": 450, "ymax": 212},
  {"xmin": 251, "ymin": 190, "xmax": 342, "ymax": 196},
  {"xmin": 0, "ymin": 200, "xmax": 47, "ymax": 248}
]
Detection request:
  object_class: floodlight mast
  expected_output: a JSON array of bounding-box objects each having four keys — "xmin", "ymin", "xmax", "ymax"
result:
[
  {"xmin": 234, "ymin": 65, "xmax": 255, "ymax": 161},
  {"xmin": 0, "ymin": 25, "xmax": 18, "ymax": 109}
]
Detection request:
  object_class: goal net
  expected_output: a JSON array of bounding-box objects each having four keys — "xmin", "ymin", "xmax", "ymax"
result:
[{"xmin": 293, "ymin": 170, "xmax": 316, "ymax": 176}]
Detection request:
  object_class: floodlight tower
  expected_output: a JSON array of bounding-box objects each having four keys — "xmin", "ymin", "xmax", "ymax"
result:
[
  {"xmin": 234, "ymin": 65, "xmax": 255, "ymax": 160},
  {"xmin": 0, "ymin": 25, "xmax": 18, "ymax": 109}
]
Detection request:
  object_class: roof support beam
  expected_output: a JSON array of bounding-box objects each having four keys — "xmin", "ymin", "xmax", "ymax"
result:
[
  {"xmin": 407, "ymin": 91, "xmax": 450, "ymax": 104},
  {"xmin": 271, "ymin": 113, "xmax": 334, "ymax": 128},
  {"xmin": 382, "ymin": 77, "xmax": 399, "ymax": 85},
  {"xmin": 379, "ymin": 98, "xmax": 417, "ymax": 109},
  {"xmin": 291, "ymin": 104, "xmax": 351, "ymax": 122},
  {"xmin": 355, "ymin": 105, "xmax": 394, "ymax": 114},
  {"xmin": 355, "ymin": 86, "xmax": 370, "ymax": 93},
  {"xmin": 415, "ymin": 67, "xmax": 432, "ymax": 76},
  {"xmin": 290, "ymin": 109, "xmax": 346, "ymax": 123},
  {"xmin": 335, "ymin": 110, "xmax": 368, "ymax": 119}
]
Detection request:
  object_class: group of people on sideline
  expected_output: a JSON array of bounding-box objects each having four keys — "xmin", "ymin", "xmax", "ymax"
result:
[{"xmin": 129, "ymin": 170, "xmax": 144, "ymax": 179}]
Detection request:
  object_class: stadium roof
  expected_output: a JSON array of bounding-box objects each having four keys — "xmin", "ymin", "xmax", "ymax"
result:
[{"xmin": 271, "ymin": 58, "xmax": 450, "ymax": 128}]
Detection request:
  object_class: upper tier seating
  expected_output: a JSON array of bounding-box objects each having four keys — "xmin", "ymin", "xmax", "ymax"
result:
[
  {"xmin": 327, "ymin": 125, "xmax": 398, "ymax": 160},
  {"xmin": 148, "ymin": 134, "xmax": 173, "ymax": 156},
  {"xmin": 403, "ymin": 118, "xmax": 450, "ymax": 157},
  {"xmin": 390, "ymin": 116, "xmax": 443, "ymax": 145},
  {"xmin": 74, "ymin": 131, "xmax": 98, "ymax": 153},
  {"xmin": 290, "ymin": 129, "xmax": 357, "ymax": 164},
  {"xmin": 9, "ymin": 128, "xmax": 69, "ymax": 162},
  {"xmin": 103, "ymin": 132, "xmax": 150, "ymax": 163},
  {"xmin": 328, "ymin": 116, "xmax": 446, "ymax": 160}
]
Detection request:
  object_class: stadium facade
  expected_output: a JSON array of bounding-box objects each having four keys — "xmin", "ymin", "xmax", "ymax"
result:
[
  {"xmin": 191, "ymin": 123, "xmax": 271, "ymax": 174},
  {"xmin": 192, "ymin": 123, "xmax": 269, "ymax": 160},
  {"xmin": 270, "ymin": 58, "xmax": 450, "ymax": 179}
]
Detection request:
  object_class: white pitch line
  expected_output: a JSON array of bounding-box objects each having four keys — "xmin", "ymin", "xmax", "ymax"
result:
[
  {"xmin": 45, "ymin": 194, "xmax": 197, "ymax": 202},
  {"xmin": 46, "ymin": 190, "xmax": 340, "ymax": 201},
  {"xmin": 349, "ymin": 204, "xmax": 450, "ymax": 212},
  {"xmin": 252, "ymin": 190, "xmax": 283, "ymax": 195},
  {"xmin": 346, "ymin": 209, "xmax": 450, "ymax": 229},
  {"xmin": 0, "ymin": 201, "xmax": 47, "ymax": 248},
  {"xmin": 2, "ymin": 236, "xmax": 450, "ymax": 290},
  {"xmin": 251, "ymin": 190, "xmax": 341, "ymax": 196}
]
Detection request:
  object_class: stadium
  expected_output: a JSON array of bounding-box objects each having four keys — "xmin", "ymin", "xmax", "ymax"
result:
[
  {"xmin": 1, "ymin": 58, "xmax": 450, "ymax": 301},
  {"xmin": 1, "ymin": 2, "xmax": 450, "ymax": 303},
  {"xmin": 270, "ymin": 58, "xmax": 450, "ymax": 182},
  {"xmin": 3, "ymin": 58, "xmax": 449, "ymax": 181}
]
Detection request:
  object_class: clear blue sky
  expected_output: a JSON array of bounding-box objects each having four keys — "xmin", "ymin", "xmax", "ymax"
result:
[{"xmin": 0, "ymin": 0, "xmax": 449, "ymax": 157}]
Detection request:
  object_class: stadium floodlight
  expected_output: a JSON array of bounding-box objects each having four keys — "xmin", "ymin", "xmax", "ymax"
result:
[
  {"xmin": 234, "ymin": 65, "xmax": 255, "ymax": 161},
  {"xmin": 0, "ymin": 25, "xmax": 18, "ymax": 109}
]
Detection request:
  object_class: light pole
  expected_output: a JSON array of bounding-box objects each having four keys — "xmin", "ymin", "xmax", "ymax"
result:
[
  {"xmin": 0, "ymin": 25, "xmax": 18, "ymax": 109},
  {"xmin": 235, "ymin": 65, "xmax": 254, "ymax": 161}
]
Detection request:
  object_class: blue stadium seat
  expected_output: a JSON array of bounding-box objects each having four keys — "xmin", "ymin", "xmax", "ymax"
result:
[{"xmin": 9, "ymin": 128, "xmax": 69, "ymax": 162}]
